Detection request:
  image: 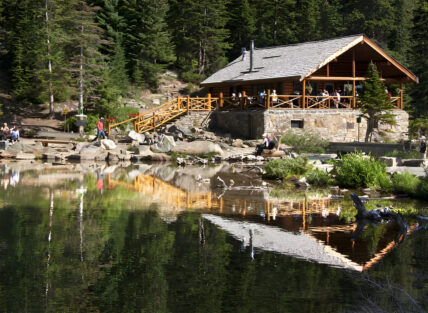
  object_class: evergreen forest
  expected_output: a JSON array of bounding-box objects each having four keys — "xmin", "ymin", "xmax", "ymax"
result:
[{"xmin": 0, "ymin": 0, "xmax": 427, "ymax": 124}]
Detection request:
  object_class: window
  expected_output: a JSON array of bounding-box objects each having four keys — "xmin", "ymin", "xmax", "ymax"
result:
[{"xmin": 291, "ymin": 119, "xmax": 304, "ymax": 128}]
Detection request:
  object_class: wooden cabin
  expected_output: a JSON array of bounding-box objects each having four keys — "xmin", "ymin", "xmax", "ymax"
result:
[
  {"xmin": 201, "ymin": 34, "xmax": 417, "ymax": 110},
  {"xmin": 201, "ymin": 35, "xmax": 417, "ymax": 141}
]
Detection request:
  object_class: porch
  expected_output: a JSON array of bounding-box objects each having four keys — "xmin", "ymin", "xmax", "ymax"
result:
[{"xmin": 216, "ymin": 90, "xmax": 403, "ymax": 110}]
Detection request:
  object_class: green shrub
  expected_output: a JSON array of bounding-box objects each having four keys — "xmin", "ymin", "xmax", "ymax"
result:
[
  {"xmin": 63, "ymin": 116, "xmax": 77, "ymax": 132},
  {"xmin": 305, "ymin": 169, "xmax": 334, "ymax": 187},
  {"xmin": 416, "ymin": 175, "xmax": 428, "ymax": 200},
  {"xmin": 280, "ymin": 130, "xmax": 329, "ymax": 154},
  {"xmin": 384, "ymin": 149, "xmax": 420, "ymax": 159},
  {"xmin": 332, "ymin": 153, "xmax": 391, "ymax": 189},
  {"xmin": 262, "ymin": 157, "xmax": 311, "ymax": 179},
  {"xmin": 391, "ymin": 171, "xmax": 420, "ymax": 195}
]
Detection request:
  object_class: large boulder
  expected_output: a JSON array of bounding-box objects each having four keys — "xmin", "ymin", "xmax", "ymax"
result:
[
  {"xmin": 151, "ymin": 134, "xmax": 175, "ymax": 153},
  {"xmin": 100, "ymin": 139, "xmax": 117, "ymax": 150},
  {"xmin": 68, "ymin": 144, "xmax": 108, "ymax": 160},
  {"xmin": 172, "ymin": 141, "xmax": 223, "ymax": 156},
  {"xmin": 127, "ymin": 130, "xmax": 145, "ymax": 144}
]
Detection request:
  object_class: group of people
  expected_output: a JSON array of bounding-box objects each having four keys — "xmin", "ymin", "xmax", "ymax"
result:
[
  {"xmin": 1, "ymin": 123, "xmax": 19, "ymax": 142},
  {"xmin": 317, "ymin": 88, "xmax": 341, "ymax": 107}
]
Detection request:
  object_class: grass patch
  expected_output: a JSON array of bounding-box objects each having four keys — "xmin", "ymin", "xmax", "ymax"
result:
[
  {"xmin": 280, "ymin": 130, "xmax": 329, "ymax": 154},
  {"xmin": 384, "ymin": 149, "xmax": 420, "ymax": 159},
  {"xmin": 391, "ymin": 171, "xmax": 420, "ymax": 195},
  {"xmin": 305, "ymin": 169, "xmax": 334, "ymax": 187},
  {"xmin": 262, "ymin": 157, "xmax": 311, "ymax": 179}
]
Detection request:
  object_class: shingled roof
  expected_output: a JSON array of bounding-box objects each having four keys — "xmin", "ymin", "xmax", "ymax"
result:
[{"xmin": 201, "ymin": 34, "xmax": 417, "ymax": 86}]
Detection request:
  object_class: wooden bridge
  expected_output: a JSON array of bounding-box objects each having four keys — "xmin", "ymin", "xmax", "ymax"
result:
[{"xmin": 107, "ymin": 95, "xmax": 218, "ymax": 136}]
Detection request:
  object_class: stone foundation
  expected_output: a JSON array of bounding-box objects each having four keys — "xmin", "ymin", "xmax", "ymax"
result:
[{"xmin": 212, "ymin": 109, "xmax": 408, "ymax": 142}]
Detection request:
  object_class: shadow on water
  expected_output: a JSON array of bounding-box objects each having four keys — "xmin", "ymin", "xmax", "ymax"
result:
[{"xmin": 0, "ymin": 162, "xmax": 427, "ymax": 312}]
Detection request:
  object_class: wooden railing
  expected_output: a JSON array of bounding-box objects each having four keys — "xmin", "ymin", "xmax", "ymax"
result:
[
  {"xmin": 108, "ymin": 95, "xmax": 218, "ymax": 135},
  {"xmin": 108, "ymin": 92, "xmax": 402, "ymax": 135}
]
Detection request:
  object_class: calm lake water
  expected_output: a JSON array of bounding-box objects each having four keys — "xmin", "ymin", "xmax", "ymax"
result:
[{"xmin": 0, "ymin": 162, "xmax": 427, "ymax": 313}]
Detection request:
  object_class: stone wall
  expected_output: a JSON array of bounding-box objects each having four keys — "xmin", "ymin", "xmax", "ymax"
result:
[{"xmin": 212, "ymin": 109, "xmax": 409, "ymax": 142}]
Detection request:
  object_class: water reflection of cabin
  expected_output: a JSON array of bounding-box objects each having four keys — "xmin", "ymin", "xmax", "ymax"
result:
[{"xmin": 201, "ymin": 34, "xmax": 417, "ymax": 110}]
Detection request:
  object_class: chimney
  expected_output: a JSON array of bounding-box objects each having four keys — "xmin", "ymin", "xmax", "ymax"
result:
[{"xmin": 250, "ymin": 40, "xmax": 254, "ymax": 71}]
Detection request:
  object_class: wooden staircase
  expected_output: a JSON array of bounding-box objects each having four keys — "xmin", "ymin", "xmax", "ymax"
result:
[{"xmin": 107, "ymin": 95, "xmax": 218, "ymax": 136}]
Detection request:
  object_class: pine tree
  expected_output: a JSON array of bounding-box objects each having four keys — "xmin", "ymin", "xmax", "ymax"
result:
[
  {"xmin": 3, "ymin": 0, "xmax": 47, "ymax": 102},
  {"xmin": 169, "ymin": 0, "xmax": 230, "ymax": 82},
  {"xmin": 409, "ymin": 0, "xmax": 428, "ymax": 118},
  {"xmin": 120, "ymin": 0, "xmax": 175, "ymax": 90},
  {"xmin": 250, "ymin": 0, "xmax": 296, "ymax": 47},
  {"xmin": 359, "ymin": 61, "xmax": 396, "ymax": 142},
  {"xmin": 295, "ymin": 0, "xmax": 321, "ymax": 42},
  {"xmin": 226, "ymin": 0, "xmax": 255, "ymax": 59}
]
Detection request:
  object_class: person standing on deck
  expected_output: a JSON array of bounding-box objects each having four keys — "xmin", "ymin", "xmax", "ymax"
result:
[{"xmin": 420, "ymin": 136, "xmax": 426, "ymax": 159}]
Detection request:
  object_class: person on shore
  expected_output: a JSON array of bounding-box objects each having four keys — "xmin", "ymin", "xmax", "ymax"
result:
[
  {"xmin": 92, "ymin": 117, "xmax": 106, "ymax": 141},
  {"xmin": 10, "ymin": 126, "xmax": 19, "ymax": 143},
  {"xmin": 420, "ymin": 136, "xmax": 426, "ymax": 159},
  {"xmin": 256, "ymin": 133, "xmax": 270, "ymax": 156},
  {"xmin": 1, "ymin": 123, "xmax": 10, "ymax": 140}
]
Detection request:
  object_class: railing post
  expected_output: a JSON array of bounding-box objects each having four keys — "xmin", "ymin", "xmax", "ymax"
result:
[
  {"xmin": 208, "ymin": 93, "xmax": 211, "ymax": 111},
  {"xmin": 219, "ymin": 92, "xmax": 223, "ymax": 109},
  {"xmin": 242, "ymin": 91, "xmax": 247, "ymax": 109},
  {"xmin": 302, "ymin": 79, "xmax": 306, "ymax": 109},
  {"xmin": 108, "ymin": 122, "xmax": 111, "ymax": 137},
  {"xmin": 137, "ymin": 112, "xmax": 141, "ymax": 133},
  {"xmin": 267, "ymin": 90, "xmax": 271, "ymax": 109},
  {"xmin": 186, "ymin": 95, "xmax": 190, "ymax": 115},
  {"xmin": 152, "ymin": 112, "xmax": 156, "ymax": 131}
]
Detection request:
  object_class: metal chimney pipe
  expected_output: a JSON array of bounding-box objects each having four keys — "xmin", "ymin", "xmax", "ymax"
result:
[{"xmin": 250, "ymin": 40, "xmax": 254, "ymax": 72}]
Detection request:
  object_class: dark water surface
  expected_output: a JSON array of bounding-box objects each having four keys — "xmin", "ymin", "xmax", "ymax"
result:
[{"xmin": 0, "ymin": 162, "xmax": 427, "ymax": 313}]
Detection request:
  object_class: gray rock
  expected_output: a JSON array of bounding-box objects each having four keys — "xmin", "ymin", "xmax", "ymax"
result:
[
  {"xmin": 127, "ymin": 130, "xmax": 145, "ymax": 144},
  {"xmin": 379, "ymin": 156, "xmax": 397, "ymax": 167},
  {"xmin": 151, "ymin": 134, "xmax": 175, "ymax": 153},
  {"xmin": 101, "ymin": 139, "xmax": 117, "ymax": 150},
  {"xmin": 16, "ymin": 152, "xmax": 35, "ymax": 160},
  {"xmin": 78, "ymin": 145, "xmax": 108, "ymax": 160},
  {"xmin": 232, "ymin": 139, "xmax": 244, "ymax": 148},
  {"xmin": 400, "ymin": 159, "xmax": 426, "ymax": 167},
  {"xmin": 172, "ymin": 141, "xmax": 223, "ymax": 156}
]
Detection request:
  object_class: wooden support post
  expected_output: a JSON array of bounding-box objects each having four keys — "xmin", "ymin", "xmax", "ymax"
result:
[
  {"xmin": 108, "ymin": 122, "xmax": 111, "ymax": 137},
  {"xmin": 219, "ymin": 92, "xmax": 223, "ymax": 109},
  {"xmin": 133, "ymin": 117, "xmax": 137, "ymax": 132},
  {"xmin": 152, "ymin": 112, "xmax": 156, "ymax": 130},
  {"xmin": 243, "ymin": 91, "xmax": 247, "ymax": 109},
  {"xmin": 352, "ymin": 50, "xmax": 356, "ymax": 109},
  {"xmin": 186, "ymin": 95, "xmax": 190, "ymax": 115},
  {"xmin": 208, "ymin": 93, "xmax": 211, "ymax": 111},
  {"xmin": 267, "ymin": 89, "xmax": 271, "ymax": 109},
  {"xmin": 302, "ymin": 79, "xmax": 306, "ymax": 109},
  {"xmin": 137, "ymin": 112, "xmax": 141, "ymax": 133},
  {"xmin": 327, "ymin": 63, "xmax": 330, "ymax": 77},
  {"xmin": 400, "ymin": 84, "xmax": 403, "ymax": 109}
]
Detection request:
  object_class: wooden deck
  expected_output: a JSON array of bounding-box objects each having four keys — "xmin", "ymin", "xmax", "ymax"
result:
[{"xmin": 107, "ymin": 93, "xmax": 403, "ymax": 135}]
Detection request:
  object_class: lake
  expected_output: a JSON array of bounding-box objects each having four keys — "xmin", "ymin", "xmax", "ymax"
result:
[{"xmin": 0, "ymin": 162, "xmax": 427, "ymax": 313}]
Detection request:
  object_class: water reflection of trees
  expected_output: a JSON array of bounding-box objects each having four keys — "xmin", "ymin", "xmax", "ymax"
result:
[{"xmin": 0, "ymin": 177, "xmax": 427, "ymax": 312}]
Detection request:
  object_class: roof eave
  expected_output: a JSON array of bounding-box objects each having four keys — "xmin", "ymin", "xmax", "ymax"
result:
[{"xmin": 300, "ymin": 35, "xmax": 364, "ymax": 81}]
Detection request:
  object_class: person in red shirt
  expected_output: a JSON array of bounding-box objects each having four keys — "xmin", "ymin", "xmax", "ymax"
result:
[{"xmin": 92, "ymin": 117, "xmax": 106, "ymax": 141}]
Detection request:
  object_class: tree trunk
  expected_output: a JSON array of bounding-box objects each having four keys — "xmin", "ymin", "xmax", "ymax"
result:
[
  {"xmin": 46, "ymin": 0, "xmax": 54, "ymax": 118},
  {"xmin": 78, "ymin": 26, "xmax": 84, "ymax": 136}
]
